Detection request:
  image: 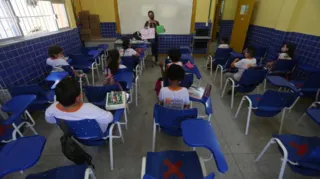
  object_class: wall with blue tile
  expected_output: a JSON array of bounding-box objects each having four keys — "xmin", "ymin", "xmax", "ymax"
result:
[
  {"xmin": 219, "ymin": 20, "xmax": 234, "ymax": 40},
  {"xmin": 246, "ymin": 25, "xmax": 320, "ymax": 68},
  {"xmin": 100, "ymin": 22, "xmax": 211, "ymax": 54},
  {"xmin": 0, "ymin": 29, "xmax": 81, "ymax": 88}
]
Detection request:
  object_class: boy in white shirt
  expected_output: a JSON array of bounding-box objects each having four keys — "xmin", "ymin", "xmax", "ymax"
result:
[
  {"xmin": 225, "ymin": 47, "xmax": 257, "ymax": 81},
  {"xmin": 119, "ymin": 39, "xmax": 140, "ymax": 57},
  {"xmin": 46, "ymin": 45, "xmax": 82, "ymax": 77},
  {"xmin": 218, "ymin": 38, "xmax": 230, "ymax": 49},
  {"xmin": 159, "ymin": 64, "xmax": 190, "ymax": 109},
  {"xmin": 45, "ymin": 78, "xmax": 113, "ymax": 135}
]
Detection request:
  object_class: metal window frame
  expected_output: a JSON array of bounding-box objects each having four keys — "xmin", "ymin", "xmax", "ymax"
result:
[{"xmin": 0, "ymin": 0, "xmax": 70, "ymax": 42}]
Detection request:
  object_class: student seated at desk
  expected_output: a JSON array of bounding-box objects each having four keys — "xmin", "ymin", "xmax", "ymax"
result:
[
  {"xmin": 119, "ymin": 39, "xmax": 140, "ymax": 57},
  {"xmin": 159, "ymin": 64, "xmax": 190, "ymax": 109},
  {"xmin": 104, "ymin": 49, "xmax": 127, "ymax": 85},
  {"xmin": 159, "ymin": 48, "xmax": 183, "ymax": 77},
  {"xmin": 266, "ymin": 43, "xmax": 296, "ymax": 69},
  {"xmin": 224, "ymin": 46, "xmax": 257, "ymax": 82},
  {"xmin": 46, "ymin": 45, "xmax": 83, "ymax": 77},
  {"xmin": 45, "ymin": 78, "xmax": 113, "ymax": 135},
  {"xmin": 218, "ymin": 37, "xmax": 230, "ymax": 49}
]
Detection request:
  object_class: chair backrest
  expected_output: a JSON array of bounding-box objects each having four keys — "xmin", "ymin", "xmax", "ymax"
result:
[
  {"xmin": 9, "ymin": 85, "xmax": 46, "ymax": 98},
  {"xmin": 84, "ymin": 85, "xmax": 121, "ymax": 103},
  {"xmin": 153, "ymin": 104, "xmax": 198, "ymax": 136},
  {"xmin": 214, "ymin": 48, "xmax": 233, "ymax": 65},
  {"xmin": 303, "ymin": 72, "xmax": 320, "ymax": 89},
  {"xmin": 163, "ymin": 73, "xmax": 194, "ymax": 88},
  {"xmin": 258, "ymin": 90, "xmax": 298, "ymax": 109},
  {"xmin": 55, "ymin": 118, "xmax": 104, "ymax": 139},
  {"xmin": 272, "ymin": 60, "xmax": 296, "ymax": 73},
  {"xmin": 121, "ymin": 56, "xmax": 139, "ymax": 72},
  {"xmin": 238, "ymin": 67, "xmax": 268, "ymax": 86}
]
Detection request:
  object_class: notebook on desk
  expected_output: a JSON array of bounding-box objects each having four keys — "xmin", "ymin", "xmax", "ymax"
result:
[{"xmin": 188, "ymin": 84, "xmax": 212, "ymax": 99}]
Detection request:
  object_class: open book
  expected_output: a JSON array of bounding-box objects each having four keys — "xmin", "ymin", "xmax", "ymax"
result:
[
  {"xmin": 188, "ymin": 84, "xmax": 212, "ymax": 99},
  {"xmin": 105, "ymin": 91, "xmax": 126, "ymax": 110}
]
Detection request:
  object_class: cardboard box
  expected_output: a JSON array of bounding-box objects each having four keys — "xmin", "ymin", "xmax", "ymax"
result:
[
  {"xmin": 89, "ymin": 14, "xmax": 100, "ymax": 22},
  {"xmin": 79, "ymin": 11, "xmax": 89, "ymax": 20},
  {"xmin": 90, "ymin": 27, "xmax": 101, "ymax": 37},
  {"xmin": 81, "ymin": 20, "xmax": 90, "ymax": 29},
  {"xmin": 80, "ymin": 29, "xmax": 91, "ymax": 34},
  {"xmin": 89, "ymin": 21, "xmax": 100, "ymax": 29},
  {"xmin": 81, "ymin": 34, "xmax": 91, "ymax": 41}
]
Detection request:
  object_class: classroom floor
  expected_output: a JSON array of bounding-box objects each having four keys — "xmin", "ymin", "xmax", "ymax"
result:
[{"xmin": 4, "ymin": 56, "xmax": 320, "ymax": 179}]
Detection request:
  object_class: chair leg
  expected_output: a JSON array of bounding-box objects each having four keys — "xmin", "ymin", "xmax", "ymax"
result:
[
  {"xmin": 235, "ymin": 97, "xmax": 245, "ymax": 119},
  {"xmin": 152, "ymin": 122, "xmax": 157, "ymax": 152},
  {"xmin": 135, "ymin": 77, "xmax": 139, "ymax": 106},
  {"xmin": 213, "ymin": 65, "xmax": 219, "ymax": 81},
  {"xmin": 231, "ymin": 84, "xmax": 235, "ymax": 109},
  {"xmin": 220, "ymin": 68, "xmax": 223, "ymax": 89},
  {"xmin": 124, "ymin": 108, "xmax": 128, "ymax": 129},
  {"xmin": 279, "ymin": 109, "xmax": 287, "ymax": 134},
  {"xmin": 245, "ymin": 107, "xmax": 252, "ymax": 135},
  {"xmin": 256, "ymin": 138, "xmax": 276, "ymax": 162},
  {"xmin": 263, "ymin": 79, "xmax": 267, "ymax": 92},
  {"xmin": 91, "ymin": 69, "xmax": 95, "ymax": 85},
  {"xmin": 221, "ymin": 78, "xmax": 229, "ymax": 98},
  {"xmin": 117, "ymin": 122, "xmax": 124, "ymax": 143},
  {"xmin": 210, "ymin": 58, "xmax": 213, "ymax": 76},
  {"xmin": 12, "ymin": 123, "xmax": 24, "ymax": 138},
  {"xmin": 109, "ymin": 125, "xmax": 114, "ymax": 170},
  {"xmin": 85, "ymin": 75, "xmax": 90, "ymax": 85},
  {"xmin": 296, "ymin": 113, "xmax": 306, "ymax": 125},
  {"xmin": 289, "ymin": 96, "xmax": 300, "ymax": 113}
]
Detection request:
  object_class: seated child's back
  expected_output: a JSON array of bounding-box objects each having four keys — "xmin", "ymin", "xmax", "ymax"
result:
[
  {"xmin": 232, "ymin": 47, "xmax": 257, "ymax": 81},
  {"xmin": 218, "ymin": 38, "xmax": 230, "ymax": 49},
  {"xmin": 159, "ymin": 64, "xmax": 190, "ymax": 109},
  {"xmin": 45, "ymin": 78, "xmax": 113, "ymax": 136},
  {"xmin": 119, "ymin": 39, "xmax": 140, "ymax": 57},
  {"xmin": 167, "ymin": 48, "xmax": 183, "ymax": 67}
]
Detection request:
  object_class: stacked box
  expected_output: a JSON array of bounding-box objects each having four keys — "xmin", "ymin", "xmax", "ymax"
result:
[{"xmin": 89, "ymin": 14, "xmax": 101, "ymax": 38}]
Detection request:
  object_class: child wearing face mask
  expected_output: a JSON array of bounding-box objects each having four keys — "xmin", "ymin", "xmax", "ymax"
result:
[
  {"xmin": 266, "ymin": 43, "xmax": 296, "ymax": 69},
  {"xmin": 46, "ymin": 45, "xmax": 82, "ymax": 77}
]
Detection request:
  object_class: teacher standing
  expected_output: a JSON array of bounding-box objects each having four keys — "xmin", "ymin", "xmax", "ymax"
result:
[{"xmin": 144, "ymin": 10, "xmax": 160, "ymax": 63}]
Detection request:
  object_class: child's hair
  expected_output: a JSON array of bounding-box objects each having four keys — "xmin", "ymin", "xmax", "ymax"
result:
[
  {"xmin": 122, "ymin": 39, "xmax": 130, "ymax": 51},
  {"xmin": 168, "ymin": 48, "xmax": 181, "ymax": 62},
  {"xmin": 55, "ymin": 78, "xmax": 80, "ymax": 107},
  {"xmin": 166, "ymin": 64, "xmax": 185, "ymax": 82},
  {"xmin": 221, "ymin": 37, "xmax": 228, "ymax": 44},
  {"xmin": 285, "ymin": 43, "xmax": 296, "ymax": 58},
  {"xmin": 107, "ymin": 49, "xmax": 120, "ymax": 75},
  {"xmin": 246, "ymin": 46, "xmax": 256, "ymax": 57},
  {"xmin": 48, "ymin": 45, "xmax": 63, "ymax": 58}
]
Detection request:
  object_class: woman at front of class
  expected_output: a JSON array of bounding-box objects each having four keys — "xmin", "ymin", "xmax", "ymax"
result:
[{"xmin": 144, "ymin": 10, "xmax": 161, "ymax": 64}]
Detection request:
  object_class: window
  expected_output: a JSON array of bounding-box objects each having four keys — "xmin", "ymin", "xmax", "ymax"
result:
[{"xmin": 0, "ymin": 0, "xmax": 69, "ymax": 40}]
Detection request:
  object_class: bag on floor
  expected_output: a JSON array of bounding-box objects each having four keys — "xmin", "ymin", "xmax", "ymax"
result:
[{"xmin": 59, "ymin": 120, "xmax": 95, "ymax": 169}]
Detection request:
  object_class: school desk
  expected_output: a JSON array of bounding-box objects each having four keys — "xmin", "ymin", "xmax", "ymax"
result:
[{"xmin": 45, "ymin": 71, "xmax": 68, "ymax": 89}]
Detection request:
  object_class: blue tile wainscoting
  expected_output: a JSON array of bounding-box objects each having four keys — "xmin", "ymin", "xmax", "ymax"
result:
[
  {"xmin": 219, "ymin": 20, "xmax": 234, "ymax": 40},
  {"xmin": 245, "ymin": 25, "xmax": 320, "ymax": 78},
  {"xmin": 100, "ymin": 22, "xmax": 212, "ymax": 54},
  {"xmin": 0, "ymin": 29, "xmax": 82, "ymax": 88}
]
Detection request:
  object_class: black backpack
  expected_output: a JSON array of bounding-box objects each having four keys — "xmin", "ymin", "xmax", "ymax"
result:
[{"xmin": 59, "ymin": 120, "xmax": 95, "ymax": 168}]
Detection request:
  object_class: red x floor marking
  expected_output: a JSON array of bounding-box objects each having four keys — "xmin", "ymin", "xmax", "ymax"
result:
[
  {"xmin": 290, "ymin": 142, "xmax": 308, "ymax": 156},
  {"xmin": 163, "ymin": 159, "xmax": 184, "ymax": 179}
]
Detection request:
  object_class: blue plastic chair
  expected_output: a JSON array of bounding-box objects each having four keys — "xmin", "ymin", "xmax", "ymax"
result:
[
  {"xmin": 234, "ymin": 90, "xmax": 299, "ymax": 135},
  {"xmin": 210, "ymin": 48, "xmax": 233, "ymax": 84},
  {"xmin": 152, "ymin": 104, "xmax": 198, "ymax": 151},
  {"xmin": 256, "ymin": 134, "xmax": 320, "ymax": 179},
  {"xmin": 180, "ymin": 46, "xmax": 192, "ymax": 55},
  {"xmin": 1, "ymin": 95, "xmax": 38, "ymax": 142},
  {"xmin": 297, "ymin": 101, "xmax": 320, "ymax": 125},
  {"xmin": 55, "ymin": 111, "xmax": 124, "ymax": 170},
  {"xmin": 0, "ymin": 135, "xmax": 46, "ymax": 178},
  {"xmin": 221, "ymin": 67, "xmax": 268, "ymax": 108},
  {"xmin": 26, "ymin": 164, "xmax": 96, "ymax": 179},
  {"xmin": 68, "ymin": 54, "xmax": 99, "ymax": 85},
  {"xmin": 189, "ymin": 85, "xmax": 213, "ymax": 122},
  {"xmin": 8, "ymin": 85, "xmax": 53, "ymax": 111},
  {"xmin": 84, "ymin": 85, "xmax": 129, "ymax": 129},
  {"xmin": 142, "ymin": 119, "xmax": 228, "ymax": 179},
  {"xmin": 269, "ymin": 60, "xmax": 296, "ymax": 76}
]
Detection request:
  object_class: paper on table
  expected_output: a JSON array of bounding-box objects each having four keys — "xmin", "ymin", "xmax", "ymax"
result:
[{"xmin": 140, "ymin": 28, "xmax": 155, "ymax": 40}]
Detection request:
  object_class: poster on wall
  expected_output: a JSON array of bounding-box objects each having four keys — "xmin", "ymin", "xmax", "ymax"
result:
[{"xmin": 240, "ymin": 5, "xmax": 249, "ymax": 15}]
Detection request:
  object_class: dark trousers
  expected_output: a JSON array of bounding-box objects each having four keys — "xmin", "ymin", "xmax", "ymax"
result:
[{"xmin": 149, "ymin": 36, "xmax": 158, "ymax": 62}]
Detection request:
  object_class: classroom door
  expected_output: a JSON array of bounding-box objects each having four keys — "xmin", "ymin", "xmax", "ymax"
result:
[{"xmin": 229, "ymin": 0, "xmax": 255, "ymax": 52}]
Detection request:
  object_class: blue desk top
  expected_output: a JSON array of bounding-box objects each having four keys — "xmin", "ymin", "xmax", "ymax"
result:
[
  {"xmin": 1, "ymin": 95, "xmax": 36, "ymax": 114},
  {"xmin": 114, "ymin": 71, "xmax": 134, "ymax": 90},
  {"xmin": 88, "ymin": 50, "xmax": 101, "ymax": 59},
  {"xmin": 0, "ymin": 135, "xmax": 46, "ymax": 178},
  {"xmin": 45, "ymin": 72, "xmax": 68, "ymax": 89},
  {"xmin": 182, "ymin": 119, "xmax": 228, "ymax": 173},
  {"xmin": 184, "ymin": 65, "xmax": 202, "ymax": 79},
  {"xmin": 230, "ymin": 52, "xmax": 244, "ymax": 59},
  {"xmin": 266, "ymin": 76, "xmax": 300, "ymax": 93},
  {"xmin": 181, "ymin": 54, "xmax": 195, "ymax": 64},
  {"xmin": 298, "ymin": 64, "xmax": 320, "ymax": 73}
]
